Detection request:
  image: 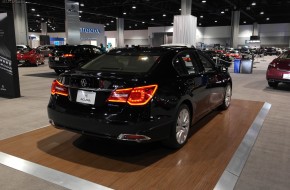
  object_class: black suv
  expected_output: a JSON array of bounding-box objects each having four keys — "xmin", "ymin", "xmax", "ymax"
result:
[{"xmin": 49, "ymin": 45, "xmax": 103, "ymax": 74}]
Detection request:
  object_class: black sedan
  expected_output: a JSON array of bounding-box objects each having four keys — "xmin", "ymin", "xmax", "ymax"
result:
[{"xmin": 47, "ymin": 47, "xmax": 232, "ymax": 148}]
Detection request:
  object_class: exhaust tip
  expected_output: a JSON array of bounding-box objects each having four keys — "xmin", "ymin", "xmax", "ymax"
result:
[{"xmin": 118, "ymin": 134, "xmax": 151, "ymax": 142}]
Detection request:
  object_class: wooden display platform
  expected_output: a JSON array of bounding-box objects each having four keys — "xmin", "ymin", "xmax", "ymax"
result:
[{"xmin": 0, "ymin": 99, "xmax": 264, "ymax": 189}]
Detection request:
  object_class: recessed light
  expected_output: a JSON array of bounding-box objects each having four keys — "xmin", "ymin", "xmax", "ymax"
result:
[
  {"xmin": 163, "ymin": 14, "xmax": 166, "ymax": 17},
  {"xmin": 123, "ymin": 12, "xmax": 126, "ymax": 15},
  {"xmin": 200, "ymin": 15, "xmax": 203, "ymax": 18},
  {"xmin": 266, "ymin": 18, "xmax": 270, "ymax": 20},
  {"xmin": 80, "ymin": 3, "xmax": 84, "ymax": 6},
  {"xmin": 199, "ymin": 23, "xmax": 202, "ymax": 26},
  {"xmin": 179, "ymin": 8, "xmax": 181, "ymax": 11},
  {"xmin": 132, "ymin": 6, "xmax": 136, "ymax": 9},
  {"xmin": 129, "ymin": 26, "xmax": 132, "ymax": 28},
  {"xmin": 36, "ymin": 14, "xmax": 40, "ymax": 17},
  {"xmin": 135, "ymin": 24, "xmax": 137, "ymax": 26},
  {"xmin": 106, "ymin": 23, "xmax": 109, "ymax": 25},
  {"xmin": 243, "ymin": 21, "xmax": 246, "ymax": 23},
  {"xmin": 202, "ymin": 0, "xmax": 206, "ymax": 3},
  {"xmin": 79, "ymin": 15, "xmax": 81, "ymax": 17},
  {"xmin": 151, "ymin": 18, "xmax": 154, "ymax": 21},
  {"xmin": 251, "ymin": 2, "xmax": 256, "ymax": 6},
  {"xmin": 111, "ymin": 20, "xmax": 114, "ymax": 23},
  {"xmin": 221, "ymin": 11, "xmax": 224, "ymax": 14},
  {"xmin": 31, "ymin": 8, "xmax": 35, "ymax": 11},
  {"xmin": 142, "ymin": 21, "xmax": 145, "ymax": 24},
  {"xmin": 171, "ymin": 22, "xmax": 174, "ymax": 25},
  {"xmin": 260, "ymin": 11, "xmax": 264, "ymax": 15},
  {"xmin": 215, "ymin": 20, "xmax": 217, "ymax": 23},
  {"xmin": 79, "ymin": 11, "xmax": 83, "ymax": 13}
]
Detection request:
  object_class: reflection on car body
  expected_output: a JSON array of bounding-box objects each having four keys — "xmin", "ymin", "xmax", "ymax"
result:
[{"xmin": 48, "ymin": 47, "xmax": 232, "ymax": 149}]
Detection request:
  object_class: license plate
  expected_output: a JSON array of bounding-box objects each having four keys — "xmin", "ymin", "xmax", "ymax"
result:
[
  {"xmin": 283, "ymin": 74, "xmax": 290, "ymax": 79},
  {"xmin": 76, "ymin": 90, "xmax": 96, "ymax": 105},
  {"xmin": 55, "ymin": 57, "xmax": 59, "ymax": 61}
]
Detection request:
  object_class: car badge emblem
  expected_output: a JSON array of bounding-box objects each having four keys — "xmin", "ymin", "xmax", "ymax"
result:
[{"xmin": 80, "ymin": 79, "xmax": 87, "ymax": 87}]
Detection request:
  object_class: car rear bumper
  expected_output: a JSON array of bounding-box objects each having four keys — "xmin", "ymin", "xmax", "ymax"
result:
[
  {"xmin": 266, "ymin": 68, "xmax": 290, "ymax": 83},
  {"xmin": 47, "ymin": 106, "xmax": 173, "ymax": 142}
]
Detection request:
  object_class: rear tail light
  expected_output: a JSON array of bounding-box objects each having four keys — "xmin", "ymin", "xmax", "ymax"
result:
[
  {"xmin": 107, "ymin": 84, "xmax": 158, "ymax": 106},
  {"xmin": 51, "ymin": 80, "xmax": 68, "ymax": 96},
  {"xmin": 63, "ymin": 53, "xmax": 75, "ymax": 58},
  {"xmin": 269, "ymin": 62, "xmax": 277, "ymax": 68},
  {"xmin": 48, "ymin": 53, "xmax": 52, "ymax": 57}
]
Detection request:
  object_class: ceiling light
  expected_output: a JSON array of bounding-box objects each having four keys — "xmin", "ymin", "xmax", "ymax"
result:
[
  {"xmin": 200, "ymin": 15, "xmax": 203, "ymax": 18},
  {"xmin": 202, "ymin": 0, "xmax": 206, "ymax": 3},
  {"xmin": 106, "ymin": 23, "xmax": 109, "ymax": 25},
  {"xmin": 266, "ymin": 18, "xmax": 270, "ymax": 20},
  {"xmin": 79, "ymin": 15, "xmax": 81, "ymax": 17},
  {"xmin": 171, "ymin": 22, "xmax": 174, "ymax": 25},
  {"xmin": 104, "ymin": 26, "xmax": 106, "ymax": 28},
  {"xmin": 111, "ymin": 20, "xmax": 114, "ymax": 23},
  {"xmin": 179, "ymin": 8, "xmax": 181, "ymax": 11},
  {"xmin": 251, "ymin": 2, "xmax": 256, "ymax": 6},
  {"xmin": 221, "ymin": 11, "xmax": 224, "ymax": 14},
  {"xmin": 80, "ymin": 3, "xmax": 84, "ymax": 6},
  {"xmin": 215, "ymin": 20, "xmax": 217, "ymax": 23},
  {"xmin": 199, "ymin": 23, "xmax": 201, "ymax": 26},
  {"xmin": 243, "ymin": 21, "xmax": 246, "ymax": 23},
  {"xmin": 163, "ymin": 14, "xmax": 166, "ymax": 17},
  {"xmin": 123, "ymin": 12, "xmax": 126, "ymax": 15},
  {"xmin": 132, "ymin": 6, "xmax": 136, "ymax": 9},
  {"xmin": 135, "ymin": 24, "xmax": 137, "ymax": 26},
  {"xmin": 41, "ymin": 18, "xmax": 44, "ymax": 20},
  {"xmin": 79, "ymin": 11, "xmax": 83, "ymax": 13},
  {"xmin": 151, "ymin": 18, "xmax": 154, "ymax": 21},
  {"xmin": 142, "ymin": 21, "xmax": 145, "ymax": 24},
  {"xmin": 129, "ymin": 26, "xmax": 131, "ymax": 28},
  {"xmin": 260, "ymin": 11, "xmax": 264, "ymax": 15},
  {"xmin": 31, "ymin": 8, "xmax": 35, "ymax": 11},
  {"xmin": 36, "ymin": 14, "xmax": 40, "ymax": 17}
]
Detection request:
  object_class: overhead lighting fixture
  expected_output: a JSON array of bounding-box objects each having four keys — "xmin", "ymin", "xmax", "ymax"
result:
[
  {"xmin": 79, "ymin": 11, "xmax": 83, "ymax": 13},
  {"xmin": 123, "ymin": 12, "xmax": 126, "ymax": 15},
  {"xmin": 251, "ymin": 2, "xmax": 256, "ymax": 6},
  {"xmin": 36, "ymin": 14, "xmax": 40, "ymax": 17},
  {"xmin": 135, "ymin": 24, "xmax": 137, "ymax": 26},
  {"xmin": 179, "ymin": 8, "xmax": 181, "ymax": 11},
  {"xmin": 266, "ymin": 18, "xmax": 270, "ymax": 20},
  {"xmin": 111, "ymin": 20, "xmax": 114, "ymax": 23},
  {"xmin": 142, "ymin": 21, "xmax": 145, "ymax": 24},
  {"xmin": 260, "ymin": 11, "xmax": 264, "ymax": 15},
  {"xmin": 163, "ymin": 14, "xmax": 166, "ymax": 17},
  {"xmin": 80, "ymin": 3, "xmax": 84, "ymax": 6},
  {"xmin": 31, "ymin": 8, "xmax": 35, "ymax": 11},
  {"xmin": 202, "ymin": 0, "xmax": 206, "ymax": 3},
  {"xmin": 151, "ymin": 18, "xmax": 154, "ymax": 21},
  {"xmin": 171, "ymin": 22, "xmax": 174, "ymax": 25},
  {"xmin": 221, "ymin": 11, "xmax": 224, "ymax": 14},
  {"xmin": 200, "ymin": 15, "xmax": 203, "ymax": 18},
  {"xmin": 41, "ymin": 18, "xmax": 44, "ymax": 20},
  {"xmin": 79, "ymin": 15, "xmax": 81, "ymax": 18},
  {"xmin": 132, "ymin": 6, "xmax": 136, "ymax": 9},
  {"xmin": 243, "ymin": 21, "xmax": 246, "ymax": 23},
  {"xmin": 129, "ymin": 26, "xmax": 132, "ymax": 28},
  {"xmin": 106, "ymin": 23, "xmax": 109, "ymax": 25},
  {"xmin": 215, "ymin": 20, "xmax": 217, "ymax": 23},
  {"xmin": 199, "ymin": 23, "xmax": 202, "ymax": 26}
]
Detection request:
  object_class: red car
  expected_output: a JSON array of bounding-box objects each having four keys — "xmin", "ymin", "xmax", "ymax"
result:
[
  {"xmin": 266, "ymin": 50, "xmax": 290, "ymax": 88},
  {"xmin": 225, "ymin": 50, "xmax": 241, "ymax": 60},
  {"xmin": 17, "ymin": 48, "xmax": 45, "ymax": 66}
]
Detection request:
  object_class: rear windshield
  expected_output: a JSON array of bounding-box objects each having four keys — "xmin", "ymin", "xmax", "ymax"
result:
[
  {"xmin": 53, "ymin": 46, "xmax": 76, "ymax": 53},
  {"xmin": 81, "ymin": 54, "xmax": 159, "ymax": 73}
]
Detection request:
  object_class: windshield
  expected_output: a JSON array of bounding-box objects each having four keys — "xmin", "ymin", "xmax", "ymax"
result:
[{"xmin": 81, "ymin": 54, "xmax": 159, "ymax": 73}]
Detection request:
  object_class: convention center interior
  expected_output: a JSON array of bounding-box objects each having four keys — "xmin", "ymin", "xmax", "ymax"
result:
[{"xmin": 0, "ymin": 0, "xmax": 290, "ymax": 189}]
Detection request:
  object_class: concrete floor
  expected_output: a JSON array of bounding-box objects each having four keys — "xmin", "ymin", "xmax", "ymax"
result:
[{"xmin": 0, "ymin": 55, "xmax": 289, "ymax": 189}]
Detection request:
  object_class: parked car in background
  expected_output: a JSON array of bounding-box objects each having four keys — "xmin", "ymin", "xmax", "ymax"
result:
[
  {"xmin": 264, "ymin": 47, "xmax": 278, "ymax": 56},
  {"xmin": 48, "ymin": 44, "xmax": 103, "ymax": 74},
  {"xmin": 48, "ymin": 47, "xmax": 232, "ymax": 149},
  {"xmin": 37, "ymin": 45, "xmax": 55, "ymax": 57},
  {"xmin": 266, "ymin": 50, "xmax": 290, "ymax": 88},
  {"xmin": 225, "ymin": 50, "xmax": 241, "ymax": 60},
  {"xmin": 17, "ymin": 48, "xmax": 45, "ymax": 66},
  {"xmin": 16, "ymin": 44, "xmax": 30, "ymax": 52}
]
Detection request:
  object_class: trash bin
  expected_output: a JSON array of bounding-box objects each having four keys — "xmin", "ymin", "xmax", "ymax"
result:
[
  {"xmin": 234, "ymin": 59, "xmax": 241, "ymax": 73},
  {"xmin": 240, "ymin": 59, "xmax": 253, "ymax": 74}
]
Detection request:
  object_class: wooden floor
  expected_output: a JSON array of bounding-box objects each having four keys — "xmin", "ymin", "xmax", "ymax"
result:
[{"xmin": 0, "ymin": 99, "xmax": 264, "ymax": 190}]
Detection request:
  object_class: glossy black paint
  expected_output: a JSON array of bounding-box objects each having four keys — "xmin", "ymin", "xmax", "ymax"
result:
[{"xmin": 47, "ymin": 47, "xmax": 232, "ymax": 142}]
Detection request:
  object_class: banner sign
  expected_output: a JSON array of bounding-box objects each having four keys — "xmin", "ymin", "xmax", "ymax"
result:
[
  {"xmin": 0, "ymin": 12, "xmax": 20, "ymax": 98},
  {"xmin": 65, "ymin": 0, "xmax": 80, "ymax": 45}
]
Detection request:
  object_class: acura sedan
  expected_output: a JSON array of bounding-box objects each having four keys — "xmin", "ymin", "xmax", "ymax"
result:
[
  {"xmin": 267, "ymin": 50, "xmax": 290, "ymax": 88},
  {"xmin": 47, "ymin": 47, "xmax": 232, "ymax": 148}
]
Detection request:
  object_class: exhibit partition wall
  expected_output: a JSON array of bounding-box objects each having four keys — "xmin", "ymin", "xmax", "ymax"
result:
[
  {"xmin": 65, "ymin": 0, "xmax": 80, "ymax": 45},
  {"xmin": 0, "ymin": 12, "xmax": 20, "ymax": 98}
]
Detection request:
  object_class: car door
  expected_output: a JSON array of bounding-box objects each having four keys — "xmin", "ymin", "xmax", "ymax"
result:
[
  {"xmin": 195, "ymin": 51, "xmax": 225, "ymax": 110},
  {"xmin": 172, "ymin": 50, "xmax": 209, "ymax": 121}
]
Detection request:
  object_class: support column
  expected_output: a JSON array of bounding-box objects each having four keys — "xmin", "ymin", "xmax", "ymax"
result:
[
  {"xmin": 41, "ymin": 22, "xmax": 47, "ymax": 35},
  {"xmin": 117, "ymin": 18, "xmax": 124, "ymax": 48},
  {"xmin": 65, "ymin": 0, "xmax": 80, "ymax": 45},
  {"xmin": 173, "ymin": 0, "xmax": 196, "ymax": 46},
  {"xmin": 230, "ymin": 10, "xmax": 240, "ymax": 48},
  {"xmin": 252, "ymin": 22, "xmax": 259, "ymax": 36},
  {"xmin": 12, "ymin": 0, "xmax": 28, "ymax": 45},
  {"xmin": 181, "ymin": 0, "xmax": 192, "ymax": 15}
]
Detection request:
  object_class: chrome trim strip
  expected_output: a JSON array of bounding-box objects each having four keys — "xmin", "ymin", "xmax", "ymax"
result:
[
  {"xmin": 67, "ymin": 86, "xmax": 112, "ymax": 92},
  {"xmin": 214, "ymin": 102, "xmax": 271, "ymax": 190},
  {"xmin": 0, "ymin": 152, "xmax": 112, "ymax": 190}
]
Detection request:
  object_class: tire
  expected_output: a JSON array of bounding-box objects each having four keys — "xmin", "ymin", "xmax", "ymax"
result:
[
  {"xmin": 163, "ymin": 104, "xmax": 191, "ymax": 149},
  {"xmin": 220, "ymin": 84, "xmax": 232, "ymax": 110},
  {"xmin": 268, "ymin": 81, "xmax": 278, "ymax": 88},
  {"xmin": 54, "ymin": 69, "xmax": 65, "ymax": 75}
]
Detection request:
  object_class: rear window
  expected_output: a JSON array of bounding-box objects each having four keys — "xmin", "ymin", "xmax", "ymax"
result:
[
  {"xmin": 53, "ymin": 46, "xmax": 76, "ymax": 53},
  {"xmin": 81, "ymin": 54, "xmax": 159, "ymax": 73}
]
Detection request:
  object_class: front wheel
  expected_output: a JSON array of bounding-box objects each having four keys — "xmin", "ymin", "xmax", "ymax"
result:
[
  {"xmin": 220, "ymin": 84, "xmax": 232, "ymax": 110},
  {"xmin": 163, "ymin": 104, "xmax": 191, "ymax": 149}
]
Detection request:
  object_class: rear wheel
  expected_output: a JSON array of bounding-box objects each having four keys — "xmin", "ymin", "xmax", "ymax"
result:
[
  {"xmin": 54, "ymin": 69, "xmax": 65, "ymax": 75},
  {"xmin": 163, "ymin": 104, "xmax": 191, "ymax": 149},
  {"xmin": 268, "ymin": 81, "xmax": 278, "ymax": 88},
  {"xmin": 220, "ymin": 84, "xmax": 232, "ymax": 110}
]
